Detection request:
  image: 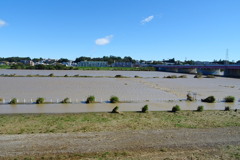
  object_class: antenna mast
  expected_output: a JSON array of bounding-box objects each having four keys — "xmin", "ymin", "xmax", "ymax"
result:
[{"xmin": 225, "ymin": 48, "xmax": 229, "ymax": 65}]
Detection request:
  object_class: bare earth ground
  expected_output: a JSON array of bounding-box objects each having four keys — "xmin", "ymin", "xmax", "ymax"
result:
[{"xmin": 1, "ymin": 127, "xmax": 240, "ymax": 159}]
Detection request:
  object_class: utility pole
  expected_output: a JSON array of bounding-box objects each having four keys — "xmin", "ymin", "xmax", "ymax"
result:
[{"xmin": 225, "ymin": 48, "xmax": 229, "ymax": 65}]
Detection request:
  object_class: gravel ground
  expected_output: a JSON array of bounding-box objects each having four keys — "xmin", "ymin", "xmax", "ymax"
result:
[{"xmin": 1, "ymin": 127, "xmax": 240, "ymax": 159}]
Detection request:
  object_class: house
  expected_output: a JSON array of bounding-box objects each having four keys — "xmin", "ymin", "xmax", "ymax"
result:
[{"xmin": 77, "ymin": 61, "xmax": 108, "ymax": 67}]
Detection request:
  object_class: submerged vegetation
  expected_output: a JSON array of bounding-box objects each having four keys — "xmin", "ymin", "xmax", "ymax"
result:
[
  {"xmin": 224, "ymin": 96, "xmax": 235, "ymax": 103},
  {"xmin": 201, "ymin": 96, "xmax": 215, "ymax": 103},
  {"xmin": 36, "ymin": 98, "xmax": 45, "ymax": 104},
  {"xmin": 86, "ymin": 96, "xmax": 95, "ymax": 104},
  {"xmin": 110, "ymin": 96, "xmax": 119, "ymax": 103}
]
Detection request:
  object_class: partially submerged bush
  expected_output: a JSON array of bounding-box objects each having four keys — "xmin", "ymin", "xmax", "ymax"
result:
[
  {"xmin": 110, "ymin": 96, "xmax": 119, "ymax": 103},
  {"xmin": 224, "ymin": 96, "xmax": 235, "ymax": 103},
  {"xmin": 178, "ymin": 75, "xmax": 187, "ymax": 78},
  {"xmin": 164, "ymin": 75, "xmax": 177, "ymax": 78},
  {"xmin": 48, "ymin": 73, "xmax": 54, "ymax": 77},
  {"xmin": 197, "ymin": 106, "xmax": 204, "ymax": 112},
  {"xmin": 194, "ymin": 73, "xmax": 202, "ymax": 78},
  {"xmin": 111, "ymin": 106, "xmax": 120, "ymax": 113},
  {"xmin": 142, "ymin": 105, "xmax": 148, "ymax": 113},
  {"xmin": 115, "ymin": 75, "xmax": 124, "ymax": 78},
  {"xmin": 225, "ymin": 106, "xmax": 230, "ymax": 111},
  {"xmin": 9, "ymin": 98, "xmax": 17, "ymax": 104},
  {"xmin": 134, "ymin": 75, "xmax": 142, "ymax": 78},
  {"xmin": 205, "ymin": 75, "xmax": 215, "ymax": 78},
  {"xmin": 86, "ymin": 96, "xmax": 95, "ymax": 103},
  {"xmin": 172, "ymin": 105, "xmax": 181, "ymax": 112},
  {"xmin": 61, "ymin": 97, "xmax": 70, "ymax": 103},
  {"xmin": 201, "ymin": 96, "xmax": 215, "ymax": 103},
  {"xmin": 36, "ymin": 97, "xmax": 45, "ymax": 104}
]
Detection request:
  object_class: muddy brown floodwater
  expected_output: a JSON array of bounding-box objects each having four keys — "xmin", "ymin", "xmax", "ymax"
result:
[{"xmin": 0, "ymin": 70, "xmax": 239, "ymax": 114}]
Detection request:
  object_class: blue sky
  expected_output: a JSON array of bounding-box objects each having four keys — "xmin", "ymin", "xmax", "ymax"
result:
[{"xmin": 0, "ymin": 0, "xmax": 240, "ymax": 61}]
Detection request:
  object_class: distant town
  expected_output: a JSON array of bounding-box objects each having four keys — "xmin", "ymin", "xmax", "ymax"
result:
[{"xmin": 0, "ymin": 56, "xmax": 240, "ymax": 70}]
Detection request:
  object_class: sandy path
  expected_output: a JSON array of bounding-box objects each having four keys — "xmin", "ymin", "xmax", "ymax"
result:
[{"xmin": 1, "ymin": 127, "xmax": 240, "ymax": 158}]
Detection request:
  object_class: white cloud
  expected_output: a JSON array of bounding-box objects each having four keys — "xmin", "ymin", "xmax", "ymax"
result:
[
  {"xmin": 0, "ymin": 19, "xmax": 7, "ymax": 27},
  {"xmin": 141, "ymin": 15, "xmax": 154, "ymax": 24},
  {"xmin": 95, "ymin": 35, "xmax": 113, "ymax": 45}
]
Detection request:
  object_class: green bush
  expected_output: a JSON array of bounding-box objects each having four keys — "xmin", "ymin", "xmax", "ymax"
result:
[
  {"xmin": 61, "ymin": 97, "xmax": 70, "ymax": 103},
  {"xmin": 0, "ymin": 98, "xmax": 3, "ymax": 102},
  {"xmin": 64, "ymin": 74, "xmax": 68, "ymax": 77},
  {"xmin": 9, "ymin": 98, "xmax": 17, "ymax": 104},
  {"xmin": 86, "ymin": 96, "xmax": 95, "ymax": 103},
  {"xmin": 172, "ymin": 105, "xmax": 181, "ymax": 112},
  {"xmin": 178, "ymin": 75, "xmax": 187, "ymax": 78},
  {"xmin": 197, "ymin": 106, "xmax": 204, "ymax": 112},
  {"xmin": 142, "ymin": 105, "xmax": 149, "ymax": 113},
  {"xmin": 110, "ymin": 96, "xmax": 119, "ymax": 103},
  {"xmin": 164, "ymin": 75, "xmax": 177, "ymax": 78},
  {"xmin": 36, "ymin": 97, "xmax": 45, "ymax": 104},
  {"xmin": 194, "ymin": 74, "xmax": 202, "ymax": 78},
  {"xmin": 115, "ymin": 75, "xmax": 123, "ymax": 78},
  {"xmin": 111, "ymin": 106, "xmax": 119, "ymax": 113},
  {"xmin": 134, "ymin": 75, "xmax": 142, "ymax": 78},
  {"xmin": 224, "ymin": 96, "xmax": 235, "ymax": 103},
  {"xmin": 205, "ymin": 75, "xmax": 215, "ymax": 78},
  {"xmin": 48, "ymin": 73, "xmax": 54, "ymax": 77},
  {"xmin": 201, "ymin": 96, "xmax": 215, "ymax": 103},
  {"xmin": 225, "ymin": 106, "xmax": 230, "ymax": 111}
]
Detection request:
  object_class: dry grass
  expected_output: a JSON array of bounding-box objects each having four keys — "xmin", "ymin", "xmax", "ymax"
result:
[
  {"xmin": 0, "ymin": 110, "xmax": 240, "ymax": 134},
  {"xmin": 4, "ymin": 145, "xmax": 240, "ymax": 160}
]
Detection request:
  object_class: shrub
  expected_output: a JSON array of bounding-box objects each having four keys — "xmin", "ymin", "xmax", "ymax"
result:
[
  {"xmin": 172, "ymin": 105, "xmax": 181, "ymax": 112},
  {"xmin": 225, "ymin": 106, "xmax": 230, "ymax": 111},
  {"xmin": 164, "ymin": 75, "xmax": 177, "ymax": 78},
  {"xmin": 178, "ymin": 75, "xmax": 187, "ymax": 78},
  {"xmin": 111, "ymin": 106, "xmax": 119, "ymax": 113},
  {"xmin": 48, "ymin": 73, "xmax": 54, "ymax": 77},
  {"xmin": 61, "ymin": 97, "xmax": 70, "ymax": 103},
  {"xmin": 0, "ymin": 98, "xmax": 2, "ymax": 102},
  {"xmin": 197, "ymin": 106, "xmax": 204, "ymax": 112},
  {"xmin": 9, "ymin": 98, "xmax": 17, "ymax": 104},
  {"xmin": 205, "ymin": 75, "xmax": 215, "ymax": 78},
  {"xmin": 115, "ymin": 75, "xmax": 123, "ymax": 78},
  {"xmin": 194, "ymin": 73, "xmax": 202, "ymax": 78},
  {"xmin": 110, "ymin": 96, "xmax": 119, "ymax": 103},
  {"xmin": 201, "ymin": 96, "xmax": 215, "ymax": 103},
  {"xmin": 224, "ymin": 96, "xmax": 235, "ymax": 103},
  {"xmin": 86, "ymin": 96, "xmax": 95, "ymax": 103},
  {"xmin": 134, "ymin": 75, "xmax": 142, "ymax": 78},
  {"xmin": 142, "ymin": 105, "xmax": 149, "ymax": 113},
  {"xmin": 36, "ymin": 97, "xmax": 45, "ymax": 104},
  {"xmin": 64, "ymin": 74, "xmax": 68, "ymax": 77}
]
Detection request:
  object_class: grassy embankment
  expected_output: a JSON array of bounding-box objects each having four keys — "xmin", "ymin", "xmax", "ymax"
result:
[
  {"xmin": 0, "ymin": 110, "xmax": 239, "ymax": 134},
  {"xmin": 0, "ymin": 65, "xmax": 10, "ymax": 69},
  {"xmin": 11, "ymin": 145, "xmax": 240, "ymax": 160}
]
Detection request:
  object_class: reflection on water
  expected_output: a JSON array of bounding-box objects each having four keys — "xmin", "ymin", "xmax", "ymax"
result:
[{"xmin": 0, "ymin": 101, "xmax": 239, "ymax": 114}]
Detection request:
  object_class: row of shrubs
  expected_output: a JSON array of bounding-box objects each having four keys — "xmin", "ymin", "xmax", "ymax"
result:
[
  {"xmin": 5, "ymin": 95, "xmax": 237, "ymax": 105},
  {"xmin": 111, "ymin": 105, "xmax": 237, "ymax": 113},
  {"xmin": 187, "ymin": 93, "xmax": 236, "ymax": 103},
  {"xmin": 6, "ymin": 96, "xmax": 120, "ymax": 105},
  {"xmin": 201, "ymin": 96, "xmax": 235, "ymax": 103}
]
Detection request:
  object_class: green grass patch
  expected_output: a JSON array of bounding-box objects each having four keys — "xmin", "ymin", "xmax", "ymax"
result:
[{"xmin": 0, "ymin": 111, "xmax": 239, "ymax": 134}]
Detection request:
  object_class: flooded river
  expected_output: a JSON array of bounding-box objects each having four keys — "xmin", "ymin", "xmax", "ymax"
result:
[{"xmin": 0, "ymin": 70, "xmax": 239, "ymax": 114}]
